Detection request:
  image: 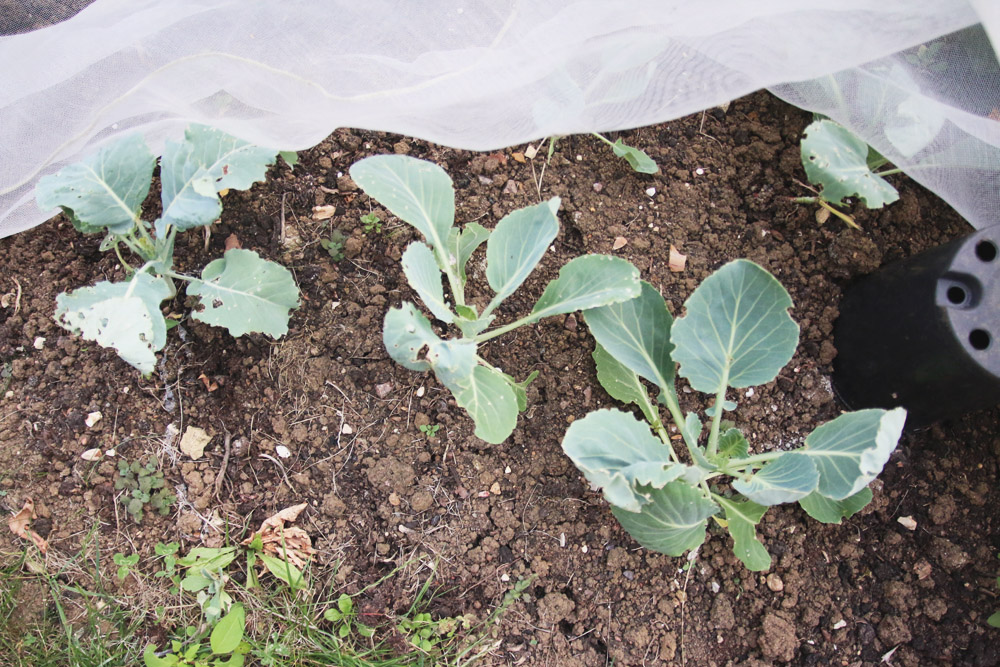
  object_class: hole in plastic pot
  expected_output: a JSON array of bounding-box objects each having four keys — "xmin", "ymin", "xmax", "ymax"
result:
[
  {"xmin": 975, "ymin": 240, "xmax": 997, "ymax": 262},
  {"xmin": 969, "ymin": 329, "xmax": 991, "ymax": 351},
  {"xmin": 946, "ymin": 285, "xmax": 967, "ymax": 305}
]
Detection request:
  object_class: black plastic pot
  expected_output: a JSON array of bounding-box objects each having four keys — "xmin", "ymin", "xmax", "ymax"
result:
[{"xmin": 833, "ymin": 225, "xmax": 1000, "ymax": 428}]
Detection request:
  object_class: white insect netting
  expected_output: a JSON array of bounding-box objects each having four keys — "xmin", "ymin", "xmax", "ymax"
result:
[{"xmin": 2, "ymin": 0, "xmax": 999, "ymax": 239}]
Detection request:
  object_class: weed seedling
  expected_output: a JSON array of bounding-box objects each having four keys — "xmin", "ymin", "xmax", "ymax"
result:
[
  {"xmin": 418, "ymin": 423, "xmax": 441, "ymax": 438},
  {"xmin": 564, "ymin": 259, "xmax": 906, "ymax": 570},
  {"xmin": 360, "ymin": 212, "xmax": 382, "ymax": 234},
  {"xmin": 115, "ymin": 458, "xmax": 176, "ymax": 524},
  {"xmin": 319, "ymin": 228, "xmax": 346, "ymax": 261},
  {"xmin": 322, "ymin": 593, "xmax": 375, "ymax": 640}
]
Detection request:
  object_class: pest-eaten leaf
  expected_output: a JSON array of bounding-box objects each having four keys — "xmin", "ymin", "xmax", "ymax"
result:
[
  {"xmin": 801, "ymin": 119, "xmax": 899, "ymax": 208},
  {"xmin": 8, "ymin": 498, "xmax": 49, "ymax": 554},
  {"xmin": 383, "ymin": 302, "xmax": 476, "ymax": 386},
  {"xmin": 36, "ymin": 133, "xmax": 155, "ymax": 234},
  {"xmin": 188, "ymin": 249, "xmax": 300, "ymax": 338},
  {"xmin": 54, "ymin": 272, "xmax": 172, "ymax": 374},
  {"xmin": 672, "ymin": 259, "xmax": 798, "ymax": 394}
]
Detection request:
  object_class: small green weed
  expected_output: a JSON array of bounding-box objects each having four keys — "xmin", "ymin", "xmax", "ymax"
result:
[
  {"xmin": 989, "ymin": 553, "xmax": 1000, "ymax": 628},
  {"xmin": 360, "ymin": 212, "xmax": 382, "ymax": 234},
  {"xmin": 322, "ymin": 593, "xmax": 375, "ymax": 639},
  {"xmin": 115, "ymin": 458, "xmax": 176, "ymax": 523},
  {"xmin": 397, "ymin": 612, "xmax": 474, "ymax": 652},
  {"xmin": 319, "ymin": 228, "xmax": 346, "ymax": 261},
  {"xmin": 417, "ymin": 423, "xmax": 441, "ymax": 438},
  {"xmin": 113, "ymin": 552, "xmax": 140, "ymax": 581}
]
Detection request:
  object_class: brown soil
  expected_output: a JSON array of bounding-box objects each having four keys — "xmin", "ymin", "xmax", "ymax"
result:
[{"xmin": 1, "ymin": 91, "xmax": 998, "ymax": 666}]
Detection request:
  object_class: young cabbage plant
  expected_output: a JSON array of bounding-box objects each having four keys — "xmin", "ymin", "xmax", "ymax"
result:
[
  {"xmin": 349, "ymin": 155, "xmax": 641, "ymax": 444},
  {"xmin": 563, "ymin": 259, "xmax": 906, "ymax": 571},
  {"xmin": 36, "ymin": 126, "xmax": 300, "ymax": 374},
  {"xmin": 795, "ymin": 118, "xmax": 901, "ymax": 229}
]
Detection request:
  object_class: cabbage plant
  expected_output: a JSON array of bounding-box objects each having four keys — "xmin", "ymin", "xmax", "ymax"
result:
[
  {"xmin": 564, "ymin": 259, "xmax": 906, "ymax": 570},
  {"xmin": 350, "ymin": 155, "xmax": 641, "ymax": 444},
  {"xmin": 36, "ymin": 126, "xmax": 300, "ymax": 373}
]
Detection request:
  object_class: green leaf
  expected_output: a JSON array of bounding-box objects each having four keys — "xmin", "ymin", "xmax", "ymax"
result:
[
  {"xmin": 485, "ymin": 198, "xmax": 560, "ymax": 306},
  {"xmin": 447, "ymin": 365, "xmax": 518, "ymax": 444},
  {"xmin": 455, "ymin": 222, "xmax": 491, "ymax": 282},
  {"xmin": 180, "ymin": 573, "xmax": 212, "ymax": 592},
  {"xmin": 143, "ymin": 644, "xmax": 179, "ymax": 667},
  {"xmin": 683, "ymin": 412, "xmax": 703, "ymax": 447},
  {"xmin": 188, "ymin": 249, "xmax": 300, "ymax": 338},
  {"xmin": 797, "ymin": 408, "xmax": 906, "ymax": 500},
  {"xmin": 37, "ymin": 133, "xmax": 155, "ymax": 235},
  {"xmin": 610, "ymin": 139, "xmax": 659, "ymax": 174},
  {"xmin": 717, "ymin": 428, "xmax": 748, "ymax": 459},
  {"xmin": 54, "ymin": 272, "xmax": 172, "ymax": 374},
  {"xmin": 532, "ymin": 255, "xmax": 640, "ymax": 321},
  {"xmin": 177, "ymin": 547, "xmax": 239, "ymax": 570},
  {"xmin": 591, "ymin": 344, "xmax": 657, "ymax": 424},
  {"xmin": 732, "ymin": 452, "xmax": 818, "ymax": 505},
  {"xmin": 798, "ymin": 487, "xmax": 873, "ymax": 524},
  {"xmin": 337, "ymin": 593, "xmax": 353, "ymax": 614},
  {"xmin": 611, "ymin": 482, "xmax": 718, "ymax": 556},
  {"xmin": 563, "ymin": 409, "xmax": 682, "ymax": 512},
  {"xmin": 401, "ymin": 242, "xmax": 453, "ymax": 322},
  {"xmin": 349, "ymin": 155, "xmax": 455, "ymax": 252},
  {"xmin": 323, "ymin": 608, "xmax": 344, "ymax": 623},
  {"xmin": 715, "ymin": 497, "xmax": 771, "ymax": 571},
  {"xmin": 210, "ymin": 603, "xmax": 245, "ymax": 654},
  {"xmin": 585, "ymin": 281, "xmax": 674, "ymax": 393},
  {"xmin": 185, "ymin": 125, "xmax": 277, "ymax": 191},
  {"xmin": 988, "ymin": 611, "xmax": 1000, "ymax": 628},
  {"xmin": 158, "ymin": 139, "xmax": 221, "ymax": 232},
  {"xmin": 258, "ymin": 553, "xmax": 307, "ymax": 590},
  {"xmin": 279, "ymin": 151, "xmax": 299, "ymax": 168},
  {"xmin": 801, "ymin": 119, "xmax": 899, "ymax": 208},
  {"xmin": 383, "ymin": 302, "xmax": 476, "ymax": 386},
  {"xmin": 672, "ymin": 259, "xmax": 798, "ymax": 394}
]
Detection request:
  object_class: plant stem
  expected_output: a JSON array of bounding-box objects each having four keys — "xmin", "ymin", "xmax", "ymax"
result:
[
  {"xmin": 474, "ymin": 312, "xmax": 538, "ymax": 344},
  {"xmin": 591, "ymin": 132, "xmax": 614, "ymax": 148},
  {"xmin": 660, "ymin": 385, "xmax": 704, "ymax": 465},
  {"xmin": 706, "ymin": 372, "xmax": 731, "ymax": 459},
  {"xmin": 721, "ymin": 450, "xmax": 784, "ymax": 475},
  {"xmin": 874, "ymin": 168, "xmax": 903, "ymax": 176},
  {"xmin": 794, "ymin": 197, "xmax": 860, "ymax": 230}
]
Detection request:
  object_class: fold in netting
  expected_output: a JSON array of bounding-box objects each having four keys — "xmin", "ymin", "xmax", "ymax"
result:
[{"xmin": 1, "ymin": 0, "xmax": 998, "ymax": 237}]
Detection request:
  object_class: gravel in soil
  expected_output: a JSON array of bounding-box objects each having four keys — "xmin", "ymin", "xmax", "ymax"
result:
[{"xmin": 1, "ymin": 91, "xmax": 998, "ymax": 666}]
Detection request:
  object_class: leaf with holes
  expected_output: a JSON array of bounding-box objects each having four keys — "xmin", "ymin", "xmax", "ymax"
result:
[
  {"xmin": 188, "ymin": 249, "xmax": 299, "ymax": 338},
  {"xmin": 37, "ymin": 134, "xmax": 155, "ymax": 234},
  {"xmin": 54, "ymin": 273, "xmax": 172, "ymax": 374},
  {"xmin": 801, "ymin": 119, "xmax": 899, "ymax": 208}
]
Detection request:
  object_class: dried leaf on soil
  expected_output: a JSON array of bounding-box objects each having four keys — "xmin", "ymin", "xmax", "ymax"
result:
[
  {"xmin": 8, "ymin": 498, "xmax": 48, "ymax": 554},
  {"xmin": 612, "ymin": 236, "xmax": 628, "ymax": 250},
  {"xmin": 80, "ymin": 448, "xmax": 103, "ymax": 461},
  {"xmin": 180, "ymin": 426, "xmax": 212, "ymax": 460},
  {"xmin": 669, "ymin": 244, "xmax": 687, "ymax": 272},
  {"xmin": 242, "ymin": 502, "xmax": 315, "ymax": 569},
  {"xmin": 312, "ymin": 205, "xmax": 337, "ymax": 221},
  {"xmin": 224, "ymin": 233, "xmax": 242, "ymax": 251}
]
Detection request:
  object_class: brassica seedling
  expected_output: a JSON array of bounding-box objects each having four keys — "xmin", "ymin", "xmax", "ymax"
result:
[
  {"xmin": 36, "ymin": 125, "xmax": 300, "ymax": 374},
  {"xmin": 349, "ymin": 155, "xmax": 641, "ymax": 444},
  {"xmin": 591, "ymin": 132, "xmax": 659, "ymax": 174},
  {"xmin": 795, "ymin": 119, "xmax": 900, "ymax": 229},
  {"xmin": 563, "ymin": 259, "xmax": 906, "ymax": 570}
]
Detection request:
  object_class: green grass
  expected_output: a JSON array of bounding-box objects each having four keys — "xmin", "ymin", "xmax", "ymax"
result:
[{"xmin": 0, "ymin": 529, "xmax": 528, "ymax": 667}]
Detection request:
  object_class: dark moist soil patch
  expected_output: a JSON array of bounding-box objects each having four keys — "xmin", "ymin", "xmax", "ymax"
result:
[{"xmin": 1, "ymin": 91, "xmax": 998, "ymax": 666}]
